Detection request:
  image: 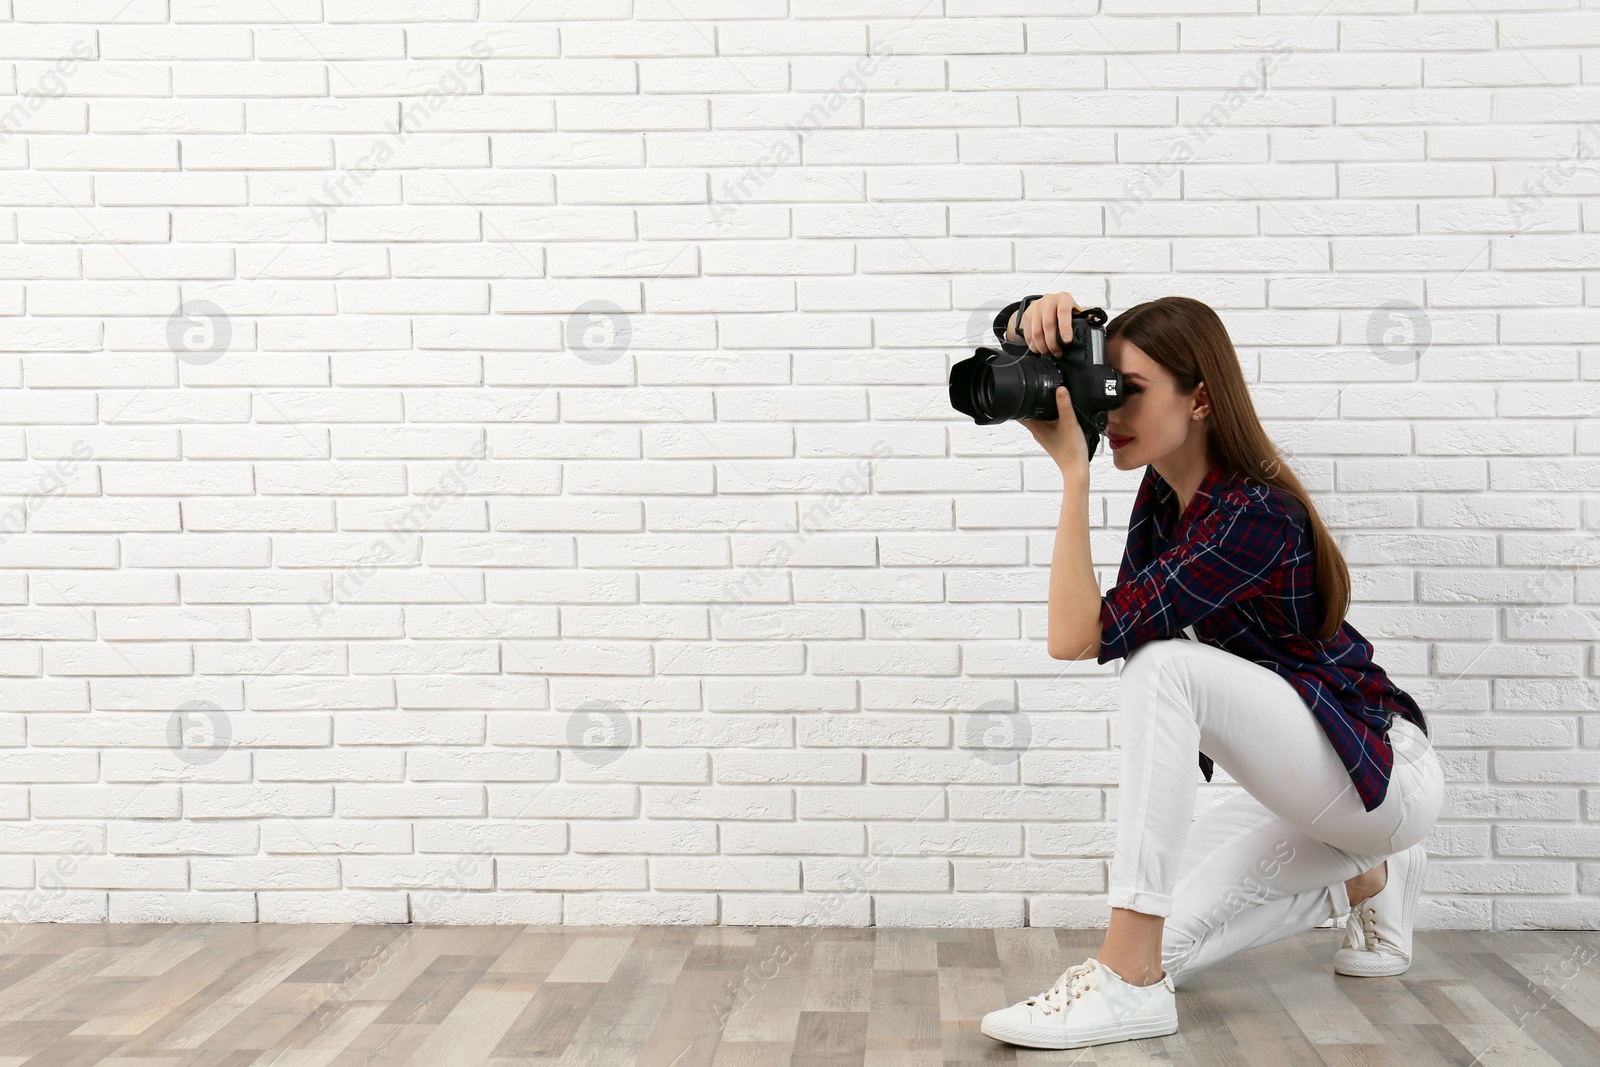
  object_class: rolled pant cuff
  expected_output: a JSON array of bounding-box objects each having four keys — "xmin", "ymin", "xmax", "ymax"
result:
[
  {"xmin": 1329, "ymin": 878, "xmax": 1351, "ymax": 920},
  {"xmin": 1107, "ymin": 887, "xmax": 1172, "ymax": 918}
]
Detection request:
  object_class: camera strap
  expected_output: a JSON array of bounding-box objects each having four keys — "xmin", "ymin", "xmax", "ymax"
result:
[{"xmin": 992, "ymin": 294, "xmax": 1041, "ymax": 358}]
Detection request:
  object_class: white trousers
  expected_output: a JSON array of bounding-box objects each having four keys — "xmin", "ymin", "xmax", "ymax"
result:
[{"xmin": 1108, "ymin": 637, "xmax": 1446, "ymax": 990}]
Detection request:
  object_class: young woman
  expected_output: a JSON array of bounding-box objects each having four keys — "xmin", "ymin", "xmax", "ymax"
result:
[{"xmin": 978, "ymin": 293, "xmax": 1446, "ymax": 1052}]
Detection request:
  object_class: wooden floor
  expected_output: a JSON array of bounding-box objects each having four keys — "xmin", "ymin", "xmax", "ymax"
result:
[{"xmin": 0, "ymin": 923, "xmax": 1596, "ymax": 1065}]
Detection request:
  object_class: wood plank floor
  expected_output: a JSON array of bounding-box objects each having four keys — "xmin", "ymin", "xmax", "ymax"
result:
[{"xmin": 0, "ymin": 924, "xmax": 1596, "ymax": 1065}]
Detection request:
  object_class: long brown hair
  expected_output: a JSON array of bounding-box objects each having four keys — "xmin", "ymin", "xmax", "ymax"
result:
[{"xmin": 1105, "ymin": 296, "xmax": 1350, "ymax": 641}]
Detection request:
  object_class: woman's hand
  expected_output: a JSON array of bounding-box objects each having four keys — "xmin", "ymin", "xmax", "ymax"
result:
[
  {"xmin": 1020, "ymin": 386, "xmax": 1090, "ymax": 478},
  {"xmin": 1018, "ymin": 291, "xmax": 1083, "ymax": 356},
  {"xmin": 1014, "ymin": 291, "xmax": 1092, "ymax": 478}
]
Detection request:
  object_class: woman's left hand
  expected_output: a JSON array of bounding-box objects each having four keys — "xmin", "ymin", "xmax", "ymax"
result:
[{"xmin": 1020, "ymin": 386, "xmax": 1090, "ymax": 478}]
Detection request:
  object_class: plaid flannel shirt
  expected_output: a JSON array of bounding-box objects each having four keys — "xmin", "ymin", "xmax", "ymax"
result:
[{"xmin": 1097, "ymin": 463, "xmax": 1430, "ymax": 813}]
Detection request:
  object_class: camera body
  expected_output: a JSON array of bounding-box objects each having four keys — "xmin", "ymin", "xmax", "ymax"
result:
[{"xmin": 948, "ymin": 296, "xmax": 1124, "ymax": 461}]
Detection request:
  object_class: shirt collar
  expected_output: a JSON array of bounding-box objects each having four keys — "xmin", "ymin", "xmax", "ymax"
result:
[{"xmin": 1152, "ymin": 464, "xmax": 1229, "ymax": 534}]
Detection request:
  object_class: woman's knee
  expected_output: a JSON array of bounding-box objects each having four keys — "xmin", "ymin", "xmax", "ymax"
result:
[
  {"xmin": 1124, "ymin": 636, "xmax": 1186, "ymax": 672},
  {"xmin": 1120, "ymin": 638, "xmax": 1190, "ymax": 694},
  {"xmin": 1118, "ymin": 638, "xmax": 1204, "ymax": 717}
]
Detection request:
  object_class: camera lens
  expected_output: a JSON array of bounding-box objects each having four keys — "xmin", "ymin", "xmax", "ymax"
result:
[
  {"xmin": 951, "ymin": 303, "xmax": 1120, "ymax": 467},
  {"xmin": 950, "ymin": 351, "xmax": 1063, "ymax": 424}
]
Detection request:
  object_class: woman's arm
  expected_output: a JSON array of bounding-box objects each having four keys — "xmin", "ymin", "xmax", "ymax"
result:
[
  {"xmin": 1008, "ymin": 297, "xmax": 1100, "ymax": 661},
  {"xmin": 1046, "ymin": 469, "xmax": 1103, "ymax": 660}
]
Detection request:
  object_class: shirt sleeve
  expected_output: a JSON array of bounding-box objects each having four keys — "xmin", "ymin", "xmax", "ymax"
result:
[{"xmin": 1097, "ymin": 501, "xmax": 1293, "ymax": 664}]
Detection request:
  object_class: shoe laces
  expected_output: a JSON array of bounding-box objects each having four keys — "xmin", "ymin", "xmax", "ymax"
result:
[
  {"xmin": 1026, "ymin": 960, "xmax": 1097, "ymax": 1016},
  {"xmin": 1356, "ymin": 902, "xmax": 1398, "ymax": 953}
]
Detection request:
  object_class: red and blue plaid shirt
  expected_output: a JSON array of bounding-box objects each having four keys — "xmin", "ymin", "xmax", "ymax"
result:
[{"xmin": 1097, "ymin": 463, "xmax": 1431, "ymax": 813}]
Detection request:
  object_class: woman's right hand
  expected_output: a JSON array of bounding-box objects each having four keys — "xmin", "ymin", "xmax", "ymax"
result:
[{"xmin": 1017, "ymin": 291, "xmax": 1084, "ymax": 357}]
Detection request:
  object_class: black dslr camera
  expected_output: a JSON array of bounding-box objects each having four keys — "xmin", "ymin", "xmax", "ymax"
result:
[{"xmin": 949, "ymin": 295, "xmax": 1124, "ymax": 461}]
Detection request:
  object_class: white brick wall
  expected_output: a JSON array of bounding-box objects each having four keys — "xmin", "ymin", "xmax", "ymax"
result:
[{"xmin": 0, "ymin": 1, "xmax": 1595, "ymax": 933}]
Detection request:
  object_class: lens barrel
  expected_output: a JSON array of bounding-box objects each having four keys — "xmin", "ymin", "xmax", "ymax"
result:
[{"xmin": 948, "ymin": 349, "xmax": 1065, "ymax": 425}]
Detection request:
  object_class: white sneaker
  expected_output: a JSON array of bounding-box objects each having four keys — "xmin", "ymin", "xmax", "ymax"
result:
[
  {"xmin": 980, "ymin": 956, "xmax": 1179, "ymax": 1050},
  {"xmin": 1334, "ymin": 841, "xmax": 1427, "ymax": 977}
]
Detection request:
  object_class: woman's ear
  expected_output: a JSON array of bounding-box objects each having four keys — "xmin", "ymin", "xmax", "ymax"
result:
[{"xmin": 1191, "ymin": 382, "xmax": 1210, "ymax": 421}]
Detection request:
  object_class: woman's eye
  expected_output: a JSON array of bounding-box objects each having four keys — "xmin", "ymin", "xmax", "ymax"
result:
[{"xmin": 1124, "ymin": 384, "xmax": 1142, "ymax": 395}]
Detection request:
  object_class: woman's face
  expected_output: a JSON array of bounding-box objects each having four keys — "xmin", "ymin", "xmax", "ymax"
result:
[{"xmin": 1103, "ymin": 335, "xmax": 1210, "ymax": 471}]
